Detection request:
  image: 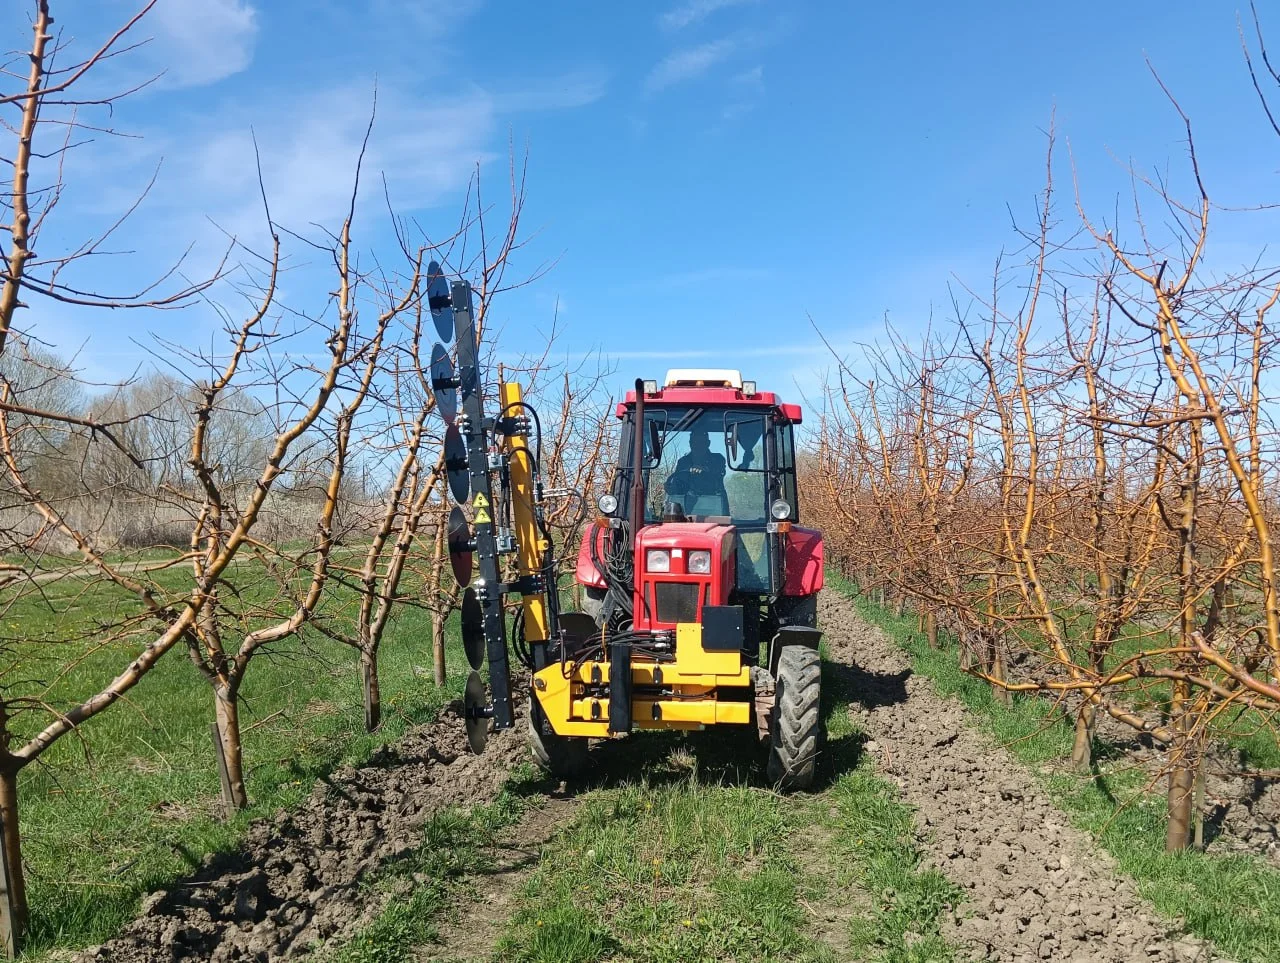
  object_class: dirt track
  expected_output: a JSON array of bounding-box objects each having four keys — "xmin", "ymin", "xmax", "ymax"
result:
[
  {"xmin": 818, "ymin": 593, "xmax": 1225, "ymax": 963},
  {"xmin": 74, "ymin": 592, "xmax": 1231, "ymax": 962}
]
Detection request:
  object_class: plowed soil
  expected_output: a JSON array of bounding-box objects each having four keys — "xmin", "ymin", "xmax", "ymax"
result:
[
  {"xmin": 817, "ymin": 593, "xmax": 1224, "ymax": 963},
  {"xmin": 73, "ymin": 592, "xmax": 1232, "ymax": 962},
  {"xmin": 74, "ymin": 695, "xmax": 529, "ymax": 963}
]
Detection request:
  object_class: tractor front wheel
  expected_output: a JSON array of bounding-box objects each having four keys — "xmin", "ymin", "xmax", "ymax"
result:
[
  {"xmin": 527, "ymin": 697, "xmax": 590, "ymax": 779},
  {"xmin": 766, "ymin": 645, "xmax": 822, "ymax": 790}
]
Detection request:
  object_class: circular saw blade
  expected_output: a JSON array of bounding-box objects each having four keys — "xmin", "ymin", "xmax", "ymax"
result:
[
  {"xmin": 447, "ymin": 505, "xmax": 473, "ymax": 587},
  {"xmin": 461, "ymin": 585, "xmax": 485, "ymax": 671},
  {"xmin": 427, "ymin": 261, "xmax": 455, "ymax": 343},
  {"xmin": 444, "ymin": 423, "xmax": 469, "ymax": 504},
  {"xmin": 430, "ymin": 342, "xmax": 457, "ymax": 425},
  {"xmin": 463, "ymin": 669, "xmax": 489, "ymax": 754}
]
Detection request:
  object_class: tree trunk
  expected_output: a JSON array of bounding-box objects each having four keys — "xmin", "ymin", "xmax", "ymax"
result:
[
  {"xmin": 1193, "ymin": 752, "xmax": 1206, "ymax": 850},
  {"xmin": 1070, "ymin": 700, "xmax": 1095, "ymax": 771},
  {"xmin": 990, "ymin": 635, "xmax": 1010, "ymax": 705},
  {"xmin": 1165, "ymin": 688, "xmax": 1194, "ymax": 852},
  {"xmin": 432, "ymin": 607, "xmax": 447, "ymax": 687},
  {"xmin": 361, "ymin": 646, "xmax": 381, "ymax": 732},
  {"xmin": 0, "ymin": 764, "xmax": 25, "ymax": 957},
  {"xmin": 213, "ymin": 686, "xmax": 248, "ymax": 814},
  {"xmin": 925, "ymin": 610, "xmax": 938, "ymax": 650},
  {"xmin": 1166, "ymin": 758, "xmax": 1195, "ymax": 852}
]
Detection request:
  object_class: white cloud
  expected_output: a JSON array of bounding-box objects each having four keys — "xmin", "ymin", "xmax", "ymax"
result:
[
  {"xmin": 375, "ymin": 0, "xmax": 485, "ymax": 28},
  {"xmin": 185, "ymin": 84, "xmax": 496, "ymax": 244},
  {"xmin": 659, "ymin": 0, "xmax": 756, "ymax": 31},
  {"xmin": 646, "ymin": 36, "xmax": 742, "ymax": 92},
  {"xmin": 491, "ymin": 69, "xmax": 609, "ymax": 111},
  {"xmin": 150, "ymin": 0, "xmax": 258, "ymax": 86},
  {"xmin": 148, "ymin": 65, "xmax": 607, "ymax": 253}
]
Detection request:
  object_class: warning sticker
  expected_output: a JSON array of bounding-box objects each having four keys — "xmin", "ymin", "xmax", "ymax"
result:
[
  {"xmin": 474, "ymin": 508, "xmax": 492, "ymax": 525},
  {"xmin": 472, "ymin": 492, "xmax": 489, "ymax": 509}
]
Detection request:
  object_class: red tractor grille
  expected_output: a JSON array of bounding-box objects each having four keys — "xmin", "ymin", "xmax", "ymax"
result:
[{"xmin": 654, "ymin": 582, "xmax": 701, "ymax": 624}]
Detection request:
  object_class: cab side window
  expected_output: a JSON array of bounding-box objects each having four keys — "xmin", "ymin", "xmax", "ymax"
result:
[{"xmin": 775, "ymin": 422, "xmax": 797, "ymax": 520}]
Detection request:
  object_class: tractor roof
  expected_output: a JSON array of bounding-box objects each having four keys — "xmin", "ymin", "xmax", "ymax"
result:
[{"xmin": 616, "ymin": 376, "xmax": 803, "ymax": 424}]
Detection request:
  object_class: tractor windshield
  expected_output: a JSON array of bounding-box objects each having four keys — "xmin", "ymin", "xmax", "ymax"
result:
[
  {"xmin": 628, "ymin": 405, "xmax": 774, "ymax": 592},
  {"xmin": 639, "ymin": 406, "xmax": 768, "ymax": 524}
]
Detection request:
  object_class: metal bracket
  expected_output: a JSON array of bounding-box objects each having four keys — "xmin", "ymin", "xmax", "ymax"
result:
[
  {"xmin": 501, "ymin": 574, "xmax": 544, "ymax": 596},
  {"xmin": 496, "ymin": 414, "xmax": 531, "ymax": 436}
]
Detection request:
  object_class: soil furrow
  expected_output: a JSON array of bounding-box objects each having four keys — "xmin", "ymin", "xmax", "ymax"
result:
[
  {"xmin": 818, "ymin": 592, "xmax": 1228, "ymax": 963},
  {"xmin": 73, "ymin": 697, "xmax": 528, "ymax": 963}
]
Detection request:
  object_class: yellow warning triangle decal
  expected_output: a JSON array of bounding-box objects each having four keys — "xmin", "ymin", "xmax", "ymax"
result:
[
  {"xmin": 472, "ymin": 492, "xmax": 489, "ymax": 509},
  {"xmin": 474, "ymin": 507, "xmax": 492, "ymax": 525}
]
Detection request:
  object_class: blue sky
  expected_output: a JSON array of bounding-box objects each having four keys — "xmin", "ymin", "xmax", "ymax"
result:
[{"xmin": 12, "ymin": 0, "xmax": 1280, "ymax": 416}]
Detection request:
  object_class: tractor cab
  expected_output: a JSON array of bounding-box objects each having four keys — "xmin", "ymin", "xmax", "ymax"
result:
[{"xmin": 577, "ymin": 369, "xmax": 822, "ymax": 639}]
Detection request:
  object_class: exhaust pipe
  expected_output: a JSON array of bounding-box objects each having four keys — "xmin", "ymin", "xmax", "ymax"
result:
[{"xmin": 628, "ymin": 377, "xmax": 646, "ymax": 547}]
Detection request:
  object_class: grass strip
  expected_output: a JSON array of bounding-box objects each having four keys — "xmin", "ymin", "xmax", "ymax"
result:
[
  {"xmin": 492, "ymin": 645, "xmax": 960, "ymax": 963},
  {"xmin": 320, "ymin": 766, "xmax": 539, "ymax": 963},
  {"xmin": 829, "ymin": 571, "xmax": 1280, "ymax": 963},
  {"xmin": 496, "ymin": 766, "xmax": 819, "ymax": 963},
  {"xmin": 817, "ymin": 639, "xmax": 961, "ymax": 963}
]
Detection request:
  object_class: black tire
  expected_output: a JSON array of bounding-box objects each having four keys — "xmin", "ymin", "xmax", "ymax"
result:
[
  {"xmin": 766, "ymin": 645, "xmax": 822, "ymax": 790},
  {"xmin": 527, "ymin": 697, "xmax": 590, "ymax": 778},
  {"xmin": 581, "ymin": 586, "xmax": 607, "ymax": 625}
]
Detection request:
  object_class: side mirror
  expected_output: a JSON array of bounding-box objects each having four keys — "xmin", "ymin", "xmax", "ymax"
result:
[
  {"xmin": 725, "ymin": 421, "xmax": 739, "ymax": 463},
  {"xmin": 646, "ymin": 419, "xmax": 663, "ymax": 466},
  {"xmin": 723, "ymin": 413, "xmax": 766, "ymax": 470}
]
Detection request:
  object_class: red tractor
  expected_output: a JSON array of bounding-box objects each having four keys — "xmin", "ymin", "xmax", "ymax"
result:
[{"xmin": 526, "ymin": 369, "xmax": 825, "ymax": 788}]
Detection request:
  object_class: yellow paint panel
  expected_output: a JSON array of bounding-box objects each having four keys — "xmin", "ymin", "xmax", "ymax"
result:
[
  {"xmin": 566, "ymin": 661, "xmax": 750, "ymax": 688},
  {"xmin": 531, "ymin": 620, "xmax": 752, "ymax": 735},
  {"xmin": 675, "ymin": 622, "xmax": 741, "ymax": 676}
]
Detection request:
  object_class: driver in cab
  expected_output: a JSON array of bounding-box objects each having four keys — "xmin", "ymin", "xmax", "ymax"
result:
[{"xmin": 665, "ymin": 428, "xmax": 728, "ymax": 514}]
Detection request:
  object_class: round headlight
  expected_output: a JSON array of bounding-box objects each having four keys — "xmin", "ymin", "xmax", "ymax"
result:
[
  {"xmin": 770, "ymin": 498, "xmax": 791, "ymax": 521},
  {"xmin": 687, "ymin": 550, "xmax": 712, "ymax": 574},
  {"xmin": 646, "ymin": 549, "xmax": 671, "ymax": 573},
  {"xmin": 598, "ymin": 493, "xmax": 619, "ymax": 515}
]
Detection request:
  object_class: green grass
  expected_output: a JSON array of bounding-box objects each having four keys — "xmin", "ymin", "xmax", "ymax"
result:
[
  {"xmin": 487, "ymin": 647, "xmax": 959, "ymax": 963},
  {"xmin": 829, "ymin": 570, "xmax": 1280, "ymax": 963},
  {"xmin": 6, "ymin": 560, "xmax": 470, "ymax": 960},
  {"xmin": 321, "ymin": 768, "xmax": 538, "ymax": 963},
  {"xmin": 817, "ymin": 639, "xmax": 961, "ymax": 963},
  {"xmin": 497, "ymin": 768, "xmax": 819, "ymax": 963}
]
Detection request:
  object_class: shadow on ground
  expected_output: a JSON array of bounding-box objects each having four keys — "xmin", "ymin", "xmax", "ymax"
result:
[{"xmin": 547, "ymin": 655, "xmax": 913, "ymax": 798}]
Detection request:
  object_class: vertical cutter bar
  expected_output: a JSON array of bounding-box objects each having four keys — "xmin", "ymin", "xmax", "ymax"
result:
[
  {"xmin": 454, "ymin": 280, "xmax": 514, "ymax": 729},
  {"xmin": 500, "ymin": 381, "xmax": 553, "ymax": 648}
]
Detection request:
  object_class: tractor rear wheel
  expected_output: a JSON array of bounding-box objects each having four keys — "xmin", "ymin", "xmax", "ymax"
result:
[
  {"xmin": 527, "ymin": 697, "xmax": 590, "ymax": 779},
  {"xmin": 767, "ymin": 645, "xmax": 822, "ymax": 790}
]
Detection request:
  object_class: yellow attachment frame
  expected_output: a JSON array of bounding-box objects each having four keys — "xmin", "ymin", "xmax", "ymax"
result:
[
  {"xmin": 500, "ymin": 380, "xmax": 551, "ymax": 642},
  {"xmin": 532, "ymin": 622, "xmax": 753, "ymax": 736}
]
